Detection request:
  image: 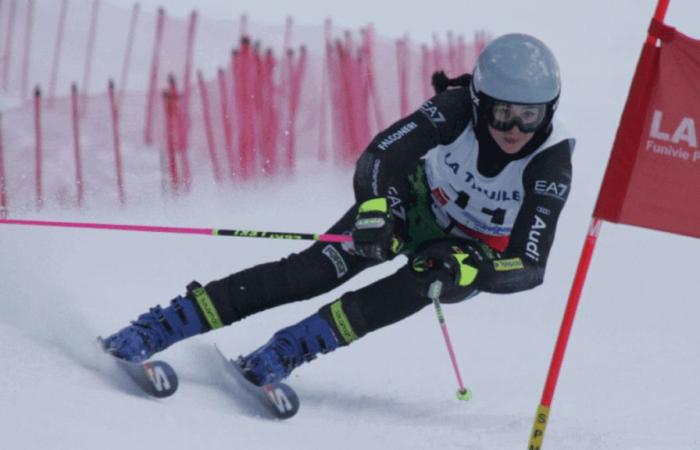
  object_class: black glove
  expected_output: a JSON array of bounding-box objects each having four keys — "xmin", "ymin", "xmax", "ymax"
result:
[
  {"xmin": 410, "ymin": 241, "xmax": 485, "ymax": 300},
  {"xmin": 351, "ymin": 198, "xmax": 402, "ymax": 261}
]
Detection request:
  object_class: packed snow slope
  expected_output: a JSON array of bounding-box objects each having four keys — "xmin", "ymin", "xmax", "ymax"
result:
[{"xmin": 2, "ymin": 1, "xmax": 700, "ymax": 449}]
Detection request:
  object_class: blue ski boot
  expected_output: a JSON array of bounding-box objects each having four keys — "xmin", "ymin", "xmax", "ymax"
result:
[
  {"xmin": 240, "ymin": 313, "xmax": 341, "ymax": 386},
  {"xmin": 102, "ymin": 294, "xmax": 205, "ymax": 363}
]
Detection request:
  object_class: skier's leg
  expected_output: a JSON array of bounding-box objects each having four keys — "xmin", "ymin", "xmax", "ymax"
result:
[
  {"xmin": 102, "ymin": 206, "xmax": 378, "ymax": 362},
  {"xmin": 239, "ymin": 238, "xmax": 482, "ymax": 385},
  {"xmin": 240, "ymin": 260, "xmax": 478, "ymax": 385}
]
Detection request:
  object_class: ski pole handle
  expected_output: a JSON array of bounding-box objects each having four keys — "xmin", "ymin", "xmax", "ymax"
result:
[
  {"xmin": 428, "ymin": 281, "xmax": 472, "ymax": 401},
  {"xmin": 0, "ymin": 218, "xmax": 352, "ymax": 243}
]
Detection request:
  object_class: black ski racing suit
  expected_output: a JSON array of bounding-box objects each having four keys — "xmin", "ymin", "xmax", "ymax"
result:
[{"xmin": 199, "ymin": 84, "xmax": 575, "ymax": 346}]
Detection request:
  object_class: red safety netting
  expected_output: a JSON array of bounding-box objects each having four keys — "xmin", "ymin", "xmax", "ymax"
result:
[{"xmin": 0, "ymin": 0, "xmax": 487, "ymax": 213}]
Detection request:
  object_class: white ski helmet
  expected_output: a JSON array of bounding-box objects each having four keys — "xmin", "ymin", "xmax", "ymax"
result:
[{"xmin": 470, "ymin": 33, "xmax": 560, "ymax": 133}]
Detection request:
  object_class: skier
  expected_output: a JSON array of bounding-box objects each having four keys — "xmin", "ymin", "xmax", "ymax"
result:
[{"xmin": 103, "ymin": 33, "xmax": 574, "ymax": 387}]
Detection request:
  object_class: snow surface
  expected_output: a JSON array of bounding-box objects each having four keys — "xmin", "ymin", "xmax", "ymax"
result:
[{"xmin": 3, "ymin": 1, "xmax": 700, "ymax": 449}]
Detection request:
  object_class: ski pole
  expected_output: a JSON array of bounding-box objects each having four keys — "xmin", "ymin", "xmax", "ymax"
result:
[
  {"xmin": 428, "ymin": 280, "xmax": 472, "ymax": 401},
  {"xmin": 0, "ymin": 218, "xmax": 352, "ymax": 243}
]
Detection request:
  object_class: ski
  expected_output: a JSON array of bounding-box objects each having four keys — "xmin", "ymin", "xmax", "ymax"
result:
[
  {"xmin": 98, "ymin": 338, "xmax": 178, "ymax": 398},
  {"xmin": 214, "ymin": 344, "xmax": 300, "ymax": 419}
]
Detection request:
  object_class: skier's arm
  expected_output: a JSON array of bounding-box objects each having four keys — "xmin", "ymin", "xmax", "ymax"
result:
[
  {"xmin": 474, "ymin": 139, "xmax": 574, "ymax": 294},
  {"xmin": 353, "ymin": 88, "xmax": 473, "ymax": 202}
]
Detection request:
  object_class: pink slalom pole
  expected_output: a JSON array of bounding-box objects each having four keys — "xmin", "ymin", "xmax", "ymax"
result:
[
  {"xmin": 1, "ymin": 0, "xmax": 17, "ymax": 92},
  {"xmin": 21, "ymin": 0, "xmax": 34, "ymax": 102},
  {"xmin": 0, "ymin": 218, "xmax": 354, "ymax": 244},
  {"xmin": 33, "ymin": 86, "xmax": 42, "ymax": 209},
  {"xmin": 428, "ymin": 282, "xmax": 472, "ymax": 401},
  {"xmin": 70, "ymin": 83, "xmax": 84, "ymax": 207},
  {"xmin": 144, "ymin": 7, "xmax": 165, "ymax": 145},
  {"xmin": 48, "ymin": 0, "xmax": 68, "ymax": 107},
  {"xmin": 118, "ymin": 2, "xmax": 140, "ymax": 105},
  {"xmin": 81, "ymin": 0, "xmax": 100, "ymax": 112},
  {"xmin": 108, "ymin": 80, "xmax": 126, "ymax": 206},
  {"xmin": 197, "ymin": 70, "xmax": 222, "ymax": 183},
  {"xmin": 0, "ymin": 112, "xmax": 7, "ymax": 218}
]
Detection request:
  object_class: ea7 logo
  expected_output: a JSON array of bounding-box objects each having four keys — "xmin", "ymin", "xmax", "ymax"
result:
[
  {"xmin": 420, "ymin": 100, "xmax": 446, "ymax": 124},
  {"xmin": 534, "ymin": 180, "xmax": 568, "ymax": 200},
  {"xmin": 387, "ymin": 186, "xmax": 406, "ymax": 220},
  {"xmin": 649, "ymin": 110, "xmax": 698, "ymax": 148},
  {"xmin": 145, "ymin": 365, "xmax": 171, "ymax": 392}
]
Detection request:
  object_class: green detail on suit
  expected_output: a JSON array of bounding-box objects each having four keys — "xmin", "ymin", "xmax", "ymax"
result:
[
  {"xmin": 330, "ymin": 300, "xmax": 358, "ymax": 344},
  {"xmin": 190, "ymin": 286, "xmax": 224, "ymax": 329}
]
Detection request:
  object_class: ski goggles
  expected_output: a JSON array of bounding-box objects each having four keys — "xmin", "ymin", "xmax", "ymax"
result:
[{"xmin": 487, "ymin": 101, "xmax": 547, "ymax": 133}]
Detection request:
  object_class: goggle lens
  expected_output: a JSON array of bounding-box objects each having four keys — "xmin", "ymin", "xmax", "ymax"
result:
[{"xmin": 488, "ymin": 102, "xmax": 547, "ymax": 133}]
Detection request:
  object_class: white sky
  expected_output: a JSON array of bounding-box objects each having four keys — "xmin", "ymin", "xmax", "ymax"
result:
[{"xmin": 103, "ymin": 0, "xmax": 699, "ymax": 44}]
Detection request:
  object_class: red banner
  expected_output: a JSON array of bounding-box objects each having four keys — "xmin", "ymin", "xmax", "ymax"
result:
[{"xmin": 595, "ymin": 20, "xmax": 700, "ymax": 238}]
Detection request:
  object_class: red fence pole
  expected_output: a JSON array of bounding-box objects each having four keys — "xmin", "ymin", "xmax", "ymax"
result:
[
  {"xmin": 317, "ymin": 19, "xmax": 332, "ymax": 162},
  {"xmin": 236, "ymin": 38, "xmax": 254, "ymax": 181},
  {"xmin": 260, "ymin": 48, "xmax": 279, "ymax": 175},
  {"xmin": 239, "ymin": 13, "xmax": 247, "ymax": 41},
  {"xmin": 283, "ymin": 16, "xmax": 293, "ymax": 52},
  {"xmin": 144, "ymin": 7, "xmax": 165, "ymax": 145},
  {"xmin": 364, "ymin": 25, "xmax": 383, "ymax": 134},
  {"xmin": 197, "ymin": 70, "xmax": 222, "ymax": 183},
  {"xmin": 286, "ymin": 46, "xmax": 307, "ymax": 172},
  {"xmin": 421, "ymin": 44, "xmax": 431, "ymax": 101},
  {"xmin": 1, "ymin": 0, "xmax": 17, "ymax": 92},
  {"xmin": 182, "ymin": 10, "xmax": 198, "ymax": 151},
  {"xmin": 33, "ymin": 86, "xmax": 42, "ymax": 209},
  {"xmin": 108, "ymin": 80, "xmax": 126, "ymax": 205},
  {"xmin": 163, "ymin": 90, "xmax": 179, "ymax": 192},
  {"xmin": 70, "ymin": 83, "xmax": 84, "ymax": 207},
  {"xmin": 396, "ymin": 37, "xmax": 410, "ymax": 118},
  {"xmin": 0, "ymin": 112, "xmax": 7, "ymax": 218},
  {"xmin": 21, "ymin": 0, "xmax": 34, "ymax": 102},
  {"xmin": 217, "ymin": 66, "xmax": 234, "ymax": 180},
  {"xmin": 81, "ymin": 0, "xmax": 100, "ymax": 112},
  {"xmin": 328, "ymin": 40, "xmax": 347, "ymax": 162},
  {"xmin": 168, "ymin": 74, "xmax": 191, "ymax": 191},
  {"xmin": 48, "ymin": 0, "xmax": 68, "ymax": 107},
  {"xmin": 118, "ymin": 2, "xmax": 140, "ymax": 105}
]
